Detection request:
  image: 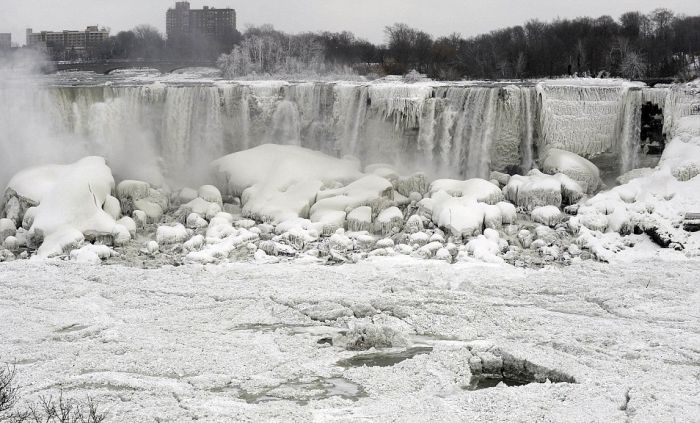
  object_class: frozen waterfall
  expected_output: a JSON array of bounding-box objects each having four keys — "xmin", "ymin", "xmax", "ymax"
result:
[{"xmin": 0, "ymin": 78, "xmax": 683, "ymax": 188}]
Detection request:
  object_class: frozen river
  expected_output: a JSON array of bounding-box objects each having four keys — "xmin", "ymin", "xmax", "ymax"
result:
[{"xmin": 1, "ymin": 252, "xmax": 698, "ymax": 422}]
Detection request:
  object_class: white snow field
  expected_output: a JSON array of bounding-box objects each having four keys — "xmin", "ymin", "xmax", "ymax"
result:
[{"xmin": 1, "ymin": 255, "xmax": 698, "ymax": 422}]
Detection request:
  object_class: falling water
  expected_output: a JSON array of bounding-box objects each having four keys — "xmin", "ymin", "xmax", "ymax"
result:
[{"xmin": 1, "ymin": 78, "xmax": 680, "ymax": 189}]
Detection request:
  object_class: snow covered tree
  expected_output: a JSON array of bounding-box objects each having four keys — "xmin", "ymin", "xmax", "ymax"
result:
[{"xmin": 620, "ymin": 51, "xmax": 647, "ymax": 79}]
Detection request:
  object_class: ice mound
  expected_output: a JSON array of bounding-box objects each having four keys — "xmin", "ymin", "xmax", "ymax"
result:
[
  {"xmin": 7, "ymin": 157, "xmax": 130, "ymax": 257},
  {"xmin": 211, "ymin": 144, "xmax": 363, "ymax": 223},
  {"xmin": 542, "ymin": 148, "xmax": 602, "ymax": 193}
]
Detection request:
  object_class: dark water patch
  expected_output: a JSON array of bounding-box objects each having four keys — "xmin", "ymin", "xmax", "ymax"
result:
[
  {"xmin": 464, "ymin": 375, "xmax": 531, "ymax": 391},
  {"xmin": 337, "ymin": 346, "xmax": 433, "ymax": 368}
]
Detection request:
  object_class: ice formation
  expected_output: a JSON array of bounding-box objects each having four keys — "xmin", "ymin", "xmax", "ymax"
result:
[
  {"xmin": 1, "ymin": 78, "xmax": 698, "ymax": 265},
  {"xmin": 2, "ymin": 157, "xmax": 129, "ymax": 257},
  {"xmin": 541, "ymin": 149, "xmax": 601, "ymax": 193},
  {"xmin": 4, "ymin": 78, "xmax": 674, "ymax": 190}
]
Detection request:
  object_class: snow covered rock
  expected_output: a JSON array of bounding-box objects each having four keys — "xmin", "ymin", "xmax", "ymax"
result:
[
  {"xmin": 145, "ymin": 240, "xmax": 159, "ymax": 254},
  {"xmin": 0, "ymin": 218, "xmax": 16, "ymax": 242},
  {"xmin": 186, "ymin": 213, "xmax": 209, "ymax": 229},
  {"xmin": 70, "ymin": 244, "xmax": 115, "ymax": 264},
  {"xmin": 542, "ymin": 148, "xmax": 602, "ymax": 193},
  {"xmin": 211, "ymin": 144, "xmax": 363, "ymax": 224},
  {"xmin": 103, "ymin": 195, "xmax": 122, "ymax": 220},
  {"xmin": 312, "ymin": 175, "xmax": 393, "ymax": 223},
  {"xmin": 375, "ymin": 206, "xmax": 403, "ymax": 235},
  {"xmin": 464, "ymin": 234, "xmax": 504, "ymax": 263},
  {"xmin": 156, "ymin": 223, "xmax": 190, "ymax": 245},
  {"xmin": 531, "ymin": 206, "xmax": 563, "ymax": 227},
  {"xmin": 197, "ymin": 185, "xmax": 223, "ymax": 205},
  {"xmin": 117, "ymin": 180, "xmax": 168, "ymax": 223},
  {"xmin": 347, "ymin": 206, "xmax": 372, "ymax": 232},
  {"xmin": 504, "ymin": 170, "xmax": 584, "ymax": 210},
  {"xmin": 429, "ymin": 178, "xmax": 504, "ymax": 204},
  {"xmin": 10, "ymin": 157, "xmax": 129, "ymax": 258}
]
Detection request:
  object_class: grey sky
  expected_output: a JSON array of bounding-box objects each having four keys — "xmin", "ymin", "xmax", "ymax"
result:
[{"xmin": 3, "ymin": 0, "xmax": 700, "ymax": 46}]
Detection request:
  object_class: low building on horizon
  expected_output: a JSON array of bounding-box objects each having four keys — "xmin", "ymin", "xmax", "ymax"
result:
[{"xmin": 26, "ymin": 26, "xmax": 109, "ymax": 59}]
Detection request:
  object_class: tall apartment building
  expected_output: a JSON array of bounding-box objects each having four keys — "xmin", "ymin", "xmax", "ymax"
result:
[
  {"xmin": 26, "ymin": 26, "xmax": 109, "ymax": 50},
  {"xmin": 166, "ymin": 2, "xmax": 236, "ymax": 39},
  {"xmin": 0, "ymin": 33, "xmax": 11, "ymax": 49}
]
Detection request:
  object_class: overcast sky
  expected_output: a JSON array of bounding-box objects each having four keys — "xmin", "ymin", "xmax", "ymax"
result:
[{"xmin": 3, "ymin": 0, "xmax": 700, "ymax": 46}]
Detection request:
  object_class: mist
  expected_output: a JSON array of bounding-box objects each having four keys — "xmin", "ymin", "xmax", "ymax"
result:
[{"xmin": 0, "ymin": 51, "xmax": 167, "ymax": 190}]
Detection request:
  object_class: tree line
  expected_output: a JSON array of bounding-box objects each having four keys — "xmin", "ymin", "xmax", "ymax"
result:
[
  {"xmin": 219, "ymin": 8, "xmax": 699, "ymax": 80},
  {"xmin": 46, "ymin": 8, "xmax": 700, "ymax": 80}
]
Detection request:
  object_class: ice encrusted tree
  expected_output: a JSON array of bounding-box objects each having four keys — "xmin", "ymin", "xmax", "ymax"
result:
[
  {"xmin": 620, "ymin": 51, "xmax": 647, "ymax": 79},
  {"xmin": 217, "ymin": 25, "xmax": 326, "ymax": 78}
]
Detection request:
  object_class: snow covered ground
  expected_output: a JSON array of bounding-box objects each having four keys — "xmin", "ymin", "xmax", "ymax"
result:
[{"xmin": 1, "ymin": 253, "xmax": 698, "ymax": 422}]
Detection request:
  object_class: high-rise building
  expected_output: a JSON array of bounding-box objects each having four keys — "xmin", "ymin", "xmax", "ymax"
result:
[
  {"xmin": 166, "ymin": 1, "xmax": 236, "ymax": 39},
  {"xmin": 0, "ymin": 33, "xmax": 11, "ymax": 49},
  {"xmin": 26, "ymin": 26, "xmax": 109, "ymax": 50}
]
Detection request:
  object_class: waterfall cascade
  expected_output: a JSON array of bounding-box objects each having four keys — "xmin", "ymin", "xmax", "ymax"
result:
[{"xmin": 1, "ymin": 78, "xmax": 687, "ymax": 188}]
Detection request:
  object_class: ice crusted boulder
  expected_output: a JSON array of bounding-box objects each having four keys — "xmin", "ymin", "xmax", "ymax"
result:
[
  {"xmin": 211, "ymin": 144, "xmax": 363, "ymax": 224},
  {"xmin": 504, "ymin": 170, "xmax": 584, "ymax": 210},
  {"xmin": 531, "ymin": 205, "xmax": 563, "ymax": 227},
  {"xmin": 429, "ymin": 178, "xmax": 503, "ymax": 204},
  {"xmin": 0, "ymin": 218, "xmax": 16, "ymax": 242},
  {"xmin": 156, "ymin": 223, "xmax": 190, "ymax": 245},
  {"xmin": 311, "ymin": 175, "xmax": 394, "ymax": 229},
  {"xmin": 1, "ymin": 164, "xmax": 67, "ymax": 225},
  {"xmin": 116, "ymin": 180, "xmax": 169, "ymax": 223},
  {"xmin": 12, "ymin": 157, "xmax": 130, "ymax": 257},
  {"xmin": 542, "ymin": 148, "xmax": 602, "ymax": 193},
  {"xmin": 375, "ymin": 206, "xmax": 403, "ymax": 235},
  {"xmin": 347, "ymin": 206, "xmax": 372, "ymax": 232}
]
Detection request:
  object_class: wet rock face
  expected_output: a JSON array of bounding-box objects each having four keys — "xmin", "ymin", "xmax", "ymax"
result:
[
  {"xmin": 467, "ymin": 347, "xmax": 576, "ymax": 386},
  {"xmin": 1, "ymin": 189, "xmax": 38, "ymax": 227}
]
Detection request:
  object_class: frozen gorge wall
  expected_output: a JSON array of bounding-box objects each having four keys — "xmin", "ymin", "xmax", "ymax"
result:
[{"xmin": 3, "ymin": 79, "xmax": 690, "ymax": 188}]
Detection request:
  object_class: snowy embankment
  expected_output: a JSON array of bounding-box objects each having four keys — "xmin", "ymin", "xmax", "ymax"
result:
[{"xmin": 0, "ymin": 258, "xmax": 698, "ymax": 421}]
